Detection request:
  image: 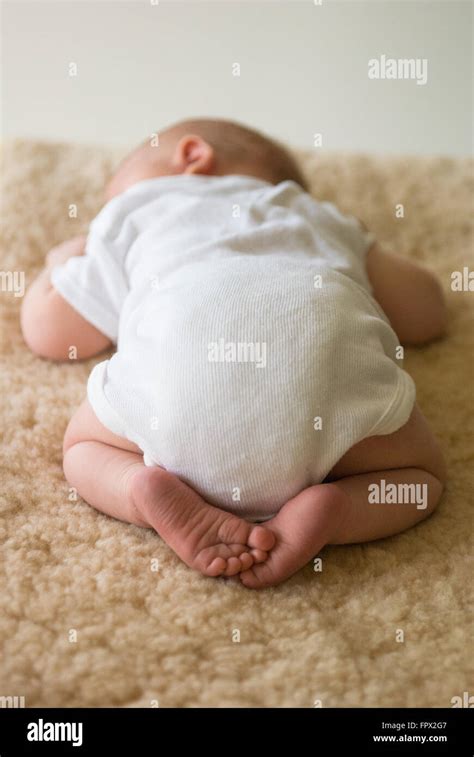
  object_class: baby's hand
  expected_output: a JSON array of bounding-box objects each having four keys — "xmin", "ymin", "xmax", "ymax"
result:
[{"xmin": 46, "ymin": 235, "xmax": 87, "ymax": 269}]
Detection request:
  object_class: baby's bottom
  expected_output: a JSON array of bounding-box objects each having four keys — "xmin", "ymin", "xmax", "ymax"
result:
[{"xmin": 62, "ymin": 400, "xmax": 446, "ymax": 589}]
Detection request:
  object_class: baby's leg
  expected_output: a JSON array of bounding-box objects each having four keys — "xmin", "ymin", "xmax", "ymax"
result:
[
  {"xmin": 63, "ymin": 400, "xmax": 275, "ymax": 577},
  {"xmin": 240, "ymin": 405, "xmax": 446, "ymax": 589}
]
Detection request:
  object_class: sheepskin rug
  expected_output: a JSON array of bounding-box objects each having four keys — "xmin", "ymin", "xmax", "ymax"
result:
[{"xmin": 0, "ymin": 140, "xmax": 472, "ymax": 707}]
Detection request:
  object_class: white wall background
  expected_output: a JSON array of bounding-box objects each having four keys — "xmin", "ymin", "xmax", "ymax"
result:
[{"xmin": 1, "ymin": 0, "xmax": 472, "ymax": 155}]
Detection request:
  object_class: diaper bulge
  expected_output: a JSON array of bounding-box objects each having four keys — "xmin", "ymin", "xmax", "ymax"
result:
[{"xmin": 88, "ymin": 256, "xmax": 415, "ymax": 521}]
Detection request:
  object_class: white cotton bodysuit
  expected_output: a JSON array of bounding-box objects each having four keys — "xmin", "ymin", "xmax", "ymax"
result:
[{"xmin": 51, "ymin": 174, "xmax": 416, "ymax": 521}]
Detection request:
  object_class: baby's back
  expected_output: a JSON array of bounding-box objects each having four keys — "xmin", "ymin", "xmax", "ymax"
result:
[
  {"xmin": 54, "ymin": 174, "xmax": 415, "ymax": 520},
  {"xmin": 102, "ymin": 253, "xmax": 409, "ymax": 520}
]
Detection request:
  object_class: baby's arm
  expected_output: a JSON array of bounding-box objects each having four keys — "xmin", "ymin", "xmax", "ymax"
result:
[
  {"xmin": 365, "ymin": 241, "xmax": 447, "ymax": 345},
  {"xmin": 21, "ymin": 236, "xmax": 112, "ymax": 361}
]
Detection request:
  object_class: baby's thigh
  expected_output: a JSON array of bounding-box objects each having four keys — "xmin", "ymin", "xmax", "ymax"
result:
[
  {"xmin": 326, "ymin": 404, "xmax": 446, "ymax": 483},
  {"xmin": 63, "ymin": 398, "xmax": 141, "ymax": 455}
]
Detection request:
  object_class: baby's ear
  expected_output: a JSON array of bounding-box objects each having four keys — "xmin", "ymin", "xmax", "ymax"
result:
[{"xmin": 173, "ymin": 134, "xmax": 215, "ymax": 175}]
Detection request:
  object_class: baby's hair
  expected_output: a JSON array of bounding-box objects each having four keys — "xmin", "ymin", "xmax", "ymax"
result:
[{"xmin": 162, "ymin": 117, "xmax": 309, "ymax": 191}]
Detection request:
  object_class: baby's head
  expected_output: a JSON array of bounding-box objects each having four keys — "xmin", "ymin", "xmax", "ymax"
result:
[{"xmin": 105, "ymin": 118, "xmax": 308, "ymax": 201}]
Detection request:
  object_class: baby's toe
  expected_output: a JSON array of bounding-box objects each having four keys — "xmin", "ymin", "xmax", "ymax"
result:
[
  {"xmin": 224, "ymin": 556, "xmax": 244, "ymax": 576},
  {"xmin": 250, "ymin": 548, "xmax": 268, "ymax": 563},
  {"xmin": 240, "ymin": 561, "xmax": 279, "ymax": 590},
  {"xmin": 248, "ymin": 525, "xmax": 276, "ymax": 552},
  {"xmin": 239, "ymin": 568, "xmax": 262, "ymax": 590},
  {"xmin": 206, "ymin": 556, "xmax": 227, "ymax": 577},
  {"xmin": 238, "ymin": 552, "xmax": 254, "ymax": 571}
]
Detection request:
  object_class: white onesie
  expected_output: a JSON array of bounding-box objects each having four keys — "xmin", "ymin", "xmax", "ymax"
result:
[{"xmin": 51, "ymin": 174, "xmax": 416, "ymax": 521}]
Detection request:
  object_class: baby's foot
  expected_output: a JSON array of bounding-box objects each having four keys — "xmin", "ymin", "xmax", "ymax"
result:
[
  {"xmin": 239, "ymin": 484, "xmax": 347, "ymax": 590},
  {"xmin": 130, "ymin": 467, "xmax": 276, "ymax": 577}
]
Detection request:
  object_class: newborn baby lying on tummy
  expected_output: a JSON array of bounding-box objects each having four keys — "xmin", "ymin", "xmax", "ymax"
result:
[{"xmin": 21, "ymin": 118, "xmax": 447, "ymax": 589}]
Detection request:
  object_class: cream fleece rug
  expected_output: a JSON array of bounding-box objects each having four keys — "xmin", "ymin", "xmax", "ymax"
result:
[{"xmin": 0, "ymin": 140, "xmax": 472, "ymax": 708}]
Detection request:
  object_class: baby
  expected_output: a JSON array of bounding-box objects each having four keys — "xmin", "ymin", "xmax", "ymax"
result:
[{"xmin": 21, "ymin": 118, "xmax": 447, "ymax": 589}]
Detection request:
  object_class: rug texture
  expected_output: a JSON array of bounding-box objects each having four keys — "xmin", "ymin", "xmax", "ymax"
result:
[{"xmin": 0, "ymin": 140, "xmax": 472, "ymax": 708}]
